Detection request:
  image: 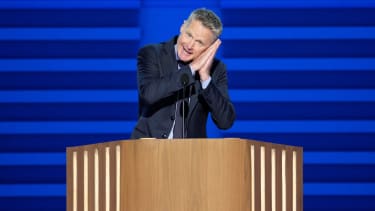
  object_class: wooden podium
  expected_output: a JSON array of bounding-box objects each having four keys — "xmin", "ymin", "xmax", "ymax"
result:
[{"xmin": 66, "ymin": 138, "xmax": 303, "ymax": 211}]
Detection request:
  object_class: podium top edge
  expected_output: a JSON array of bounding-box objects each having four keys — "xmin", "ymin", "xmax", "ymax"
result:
[{"xmin": 66, "ymin": 138, "xmax": 303, "ymax": 151}]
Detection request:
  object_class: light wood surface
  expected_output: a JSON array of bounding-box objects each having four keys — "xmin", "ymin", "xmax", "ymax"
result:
[{"xmin": 67, "ymin": 138, "xmax": 303, "ymax": 211}]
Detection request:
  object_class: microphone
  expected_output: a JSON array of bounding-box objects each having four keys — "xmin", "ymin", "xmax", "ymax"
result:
[
  {"xmin": 180, "ymin": 73, "xmax": 189, "ymax": 86},
  {"xmin": 180, "ymin": 73, "xmax": 189, "ymax": 138}
]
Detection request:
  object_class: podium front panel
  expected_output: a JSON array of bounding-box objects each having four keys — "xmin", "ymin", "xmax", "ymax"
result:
[{"xmin": 67, "ymin": 138, "xmax": 303, "ymax": 211}]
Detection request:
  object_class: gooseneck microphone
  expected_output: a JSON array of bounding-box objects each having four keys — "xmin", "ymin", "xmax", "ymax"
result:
[
  {"xmin": 180, "ymin": 73, "xmax": 189, "ymax": 139},
  {"xmin": 180, "ymin": 73, "xmax": 189, "ymax": 86}
]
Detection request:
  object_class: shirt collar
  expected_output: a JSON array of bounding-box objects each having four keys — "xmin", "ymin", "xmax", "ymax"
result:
[{"xmin": 174, "ymin": 44, "xmax": 180, "ymax": 61}]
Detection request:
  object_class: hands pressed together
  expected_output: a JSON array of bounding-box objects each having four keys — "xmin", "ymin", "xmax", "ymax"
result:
[{"xmin": 190, "ymin": 39, "xmax": 221, "ymax": 81}]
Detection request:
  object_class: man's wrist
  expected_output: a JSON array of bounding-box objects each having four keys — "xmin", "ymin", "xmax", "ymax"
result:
[
  {"xmin": 199, "ymin": 72, "xmax": 210, "ymax": 81},
  {"xmin": 201, "ymin": 76, "xmax": 211, "ymax": 89}
]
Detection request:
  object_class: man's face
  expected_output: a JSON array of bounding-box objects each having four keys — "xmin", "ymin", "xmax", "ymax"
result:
[{"xmin": 177, "ymin": 19, "xmax": 216, "ymax": 62}]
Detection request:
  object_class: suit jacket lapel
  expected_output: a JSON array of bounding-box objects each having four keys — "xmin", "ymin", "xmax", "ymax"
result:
[
  {"xmin": 160, "ymin": 36, "xmax": 201, "ymax": 123},
  {"xmin": 159, "ymin": 36, "xmax": 179, "ymax": 77}
]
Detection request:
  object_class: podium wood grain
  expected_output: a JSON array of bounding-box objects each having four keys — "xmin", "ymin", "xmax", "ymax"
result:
[{"xmin": 67, "ymin": 138, "xmax": 303, "ymax": 211}]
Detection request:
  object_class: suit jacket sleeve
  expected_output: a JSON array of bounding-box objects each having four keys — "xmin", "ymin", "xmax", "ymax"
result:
[{"xmin": 200, "ymin": 61, "xmax": 236, "ymax": 129}]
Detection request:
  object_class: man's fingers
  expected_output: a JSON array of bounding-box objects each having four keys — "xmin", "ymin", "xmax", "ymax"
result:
[
  {"xmin": 191, "ymin": 39, "xmax": 222, "ymax": 71},
  {"xmin": 215, "ymin": 38, "xmax": 221, "ymax": 46},
  {"xmin": 208, "ymin": 39, "xmax": 221, "ymax": 55},
  {"xmin": 212, "ymin": 38, "xmax": 221, "ymax": 49}
]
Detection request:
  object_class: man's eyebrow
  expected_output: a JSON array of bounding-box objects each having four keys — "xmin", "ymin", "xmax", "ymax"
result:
[{"xmin": 196, "ymin": 39, "xmax": 204, "ymax": 45}]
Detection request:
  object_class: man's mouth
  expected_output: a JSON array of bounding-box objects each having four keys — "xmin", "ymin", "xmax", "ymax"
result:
[{"xmin": 182, "ymin": 46, "xmax": 192, "ymax": 55}]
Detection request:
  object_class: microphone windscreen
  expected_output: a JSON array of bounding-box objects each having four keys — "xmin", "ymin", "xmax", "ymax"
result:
[{"xmin": 180, "ymin": 73, "xmax": 189, "ymax": 86}]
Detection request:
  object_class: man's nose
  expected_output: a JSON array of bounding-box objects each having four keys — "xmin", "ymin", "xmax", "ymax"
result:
[{"xmin": 187, "ymin": 39, "xmax": 194, "ymax": 49}]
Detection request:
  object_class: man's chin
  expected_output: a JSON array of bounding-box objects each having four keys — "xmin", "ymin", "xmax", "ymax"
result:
[{"xmin": 180, "ymin": 58, "xmax": 193, "ymax": 63}]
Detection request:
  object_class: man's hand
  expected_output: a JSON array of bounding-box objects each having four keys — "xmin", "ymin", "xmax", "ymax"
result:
[{"xmin": 190, "ymin": 39, "xmax": 221, "ymax": 81}]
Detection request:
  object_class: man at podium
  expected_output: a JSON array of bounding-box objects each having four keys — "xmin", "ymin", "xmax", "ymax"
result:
[{"xmin": 131, "ymin": 8, "xmax": 235, "ymax": 139}]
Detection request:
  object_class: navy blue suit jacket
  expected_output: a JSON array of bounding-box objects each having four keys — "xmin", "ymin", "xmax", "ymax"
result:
[{"xmin": 131, "ymin": 36, "xmax": 235, "ymax": 139}]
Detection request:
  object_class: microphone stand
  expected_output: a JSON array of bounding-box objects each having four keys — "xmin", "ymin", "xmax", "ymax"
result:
[
  {"xmin": 180, "ymin": 73, "xmax": 189, "ymax": 139},
  {"xmin": 182, "ymin": 88, "xmax": 185, "ymax": 139}
]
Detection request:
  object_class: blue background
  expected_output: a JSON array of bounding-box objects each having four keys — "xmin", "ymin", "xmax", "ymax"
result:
[{"xmin": 0, "ymin": 0, "xmax": 375, "ymax": 210}]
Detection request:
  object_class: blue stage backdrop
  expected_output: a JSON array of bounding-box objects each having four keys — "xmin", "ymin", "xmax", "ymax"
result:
[{"xmin": 0, "ymin": 0, "xmax": 375, "ymax": 210}]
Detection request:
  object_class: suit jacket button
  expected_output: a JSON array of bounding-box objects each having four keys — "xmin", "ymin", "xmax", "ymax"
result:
[
  {"xmin": 162, "ymin": 133, "xmax": 168, "ymax": 138},
  {"xmin": 170, "ymin": 115, "xmax": 175, "ymax": 120}
]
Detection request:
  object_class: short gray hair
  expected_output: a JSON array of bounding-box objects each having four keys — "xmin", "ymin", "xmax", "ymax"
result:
[{"xmin": 185, "ymin": 8, "xmax": 223, "ymax": 38}]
